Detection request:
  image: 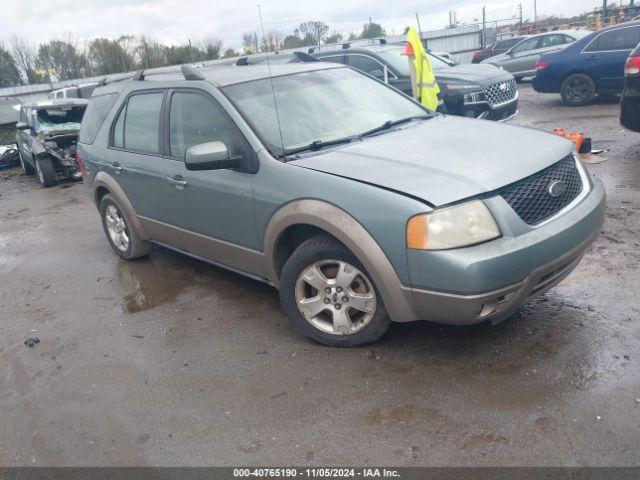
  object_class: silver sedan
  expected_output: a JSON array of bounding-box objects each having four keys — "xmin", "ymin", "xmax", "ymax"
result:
[{"xmin": 482, "ymin": 30, "xmax": 590, "ymax": 80}]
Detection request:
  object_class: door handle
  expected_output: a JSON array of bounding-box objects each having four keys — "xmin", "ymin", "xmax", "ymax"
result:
[
  {"xmin": 110, "ymin": 162, "xmax": 123, "ymax": 173},
  {"xmin": 167, "ymin": 175, "xmax": 188, "ymax": 188}
]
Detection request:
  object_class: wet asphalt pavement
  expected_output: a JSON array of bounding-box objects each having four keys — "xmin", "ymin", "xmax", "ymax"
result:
[{"xmin": 0, "ymin": 84, "xmax": 639, "ymax": 467}]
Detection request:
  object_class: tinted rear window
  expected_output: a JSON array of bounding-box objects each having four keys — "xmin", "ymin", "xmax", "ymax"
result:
[
  {"xmin": 79, "ymin": 94, "xmax": 118, "ymax": 144},
  {"xmin": 585, "ymin": 26, "xmax": 640, "ymax": 52}
]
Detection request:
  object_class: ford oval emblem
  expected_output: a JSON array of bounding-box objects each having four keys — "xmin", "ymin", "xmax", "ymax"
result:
[{"xmin": 548, "ymin": 180, "xmax": 567, "ymax": 197}]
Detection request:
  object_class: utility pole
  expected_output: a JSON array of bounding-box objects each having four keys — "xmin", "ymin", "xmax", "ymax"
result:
[
  {"xmin": 533, "ymin": 0, "xmax": 538, "ymax": 24},
  {"xmin": 481, "ymin": 6, "xmax": 486, "ymax": 48},
  {"xmin": 518, "ymin": 3, "xmax": 523, "ymax": 25}
]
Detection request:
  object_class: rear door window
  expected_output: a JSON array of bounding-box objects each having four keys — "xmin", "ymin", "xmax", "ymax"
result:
[
  {"xmin": 585, "ymin": 26, "xmax": 640, "ymax": 52},
  {"xmin": 111, "ymin": 91, "xmax": 163, "ymax": 153},
  {"xmin": 79, "ymin": 93, "xmax": 118, "ymax": 144}
]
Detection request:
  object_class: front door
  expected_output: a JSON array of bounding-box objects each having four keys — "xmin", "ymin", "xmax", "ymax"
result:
[{"xmin": 161, "ymin": 89, "xmax": 258, "ymax": 265}]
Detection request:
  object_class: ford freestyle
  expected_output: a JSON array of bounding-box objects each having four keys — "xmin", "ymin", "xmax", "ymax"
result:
[{"xmin": 79, "ymin": 63, "xmax": 605, "ymax": 347}]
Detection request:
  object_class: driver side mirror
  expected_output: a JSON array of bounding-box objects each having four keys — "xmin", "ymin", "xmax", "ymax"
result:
[
  {"xmin": 16, "ymin": 122, "xmax": 30, "ymax": 131},
  {"xmin": 185, "ymin": 141, "xmax": 240, "ymax": 171}
]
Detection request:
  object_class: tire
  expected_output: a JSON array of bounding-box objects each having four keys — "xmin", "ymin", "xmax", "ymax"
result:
[
  {"xmin": 19, "ymin": 149, "xmax": 35, "ymax": 175},
  {"xmin": 34, "ymin": 156, "xmax": 57, "ymax": 187},
  {"xmin": 279, "ymin": 235, "xmax": 391, "ymax": 347},
  {"xmin": 560, "ymin": 74, "xmax": 595, "ymax": 106},
  {"xmin": 99, "ymin": 194, "xmax": 151, "ymax": 260}
]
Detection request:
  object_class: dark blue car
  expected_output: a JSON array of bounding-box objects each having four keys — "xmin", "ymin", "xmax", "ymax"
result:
[{"xmin": 533, "ymin": 21, "xmax": 640, "ymax": 106}]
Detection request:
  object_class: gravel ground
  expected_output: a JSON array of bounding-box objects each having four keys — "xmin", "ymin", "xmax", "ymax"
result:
[{"xmin": 0, "ymin": 84, "xmax": 638, "ymax": 467}]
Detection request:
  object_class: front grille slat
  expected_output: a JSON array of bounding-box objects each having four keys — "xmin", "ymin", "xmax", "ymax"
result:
[
  {"xmin": 499, "ymin": 155, "xmax": 583, "ymax": 226},
  {"xmin": 484, "ymin": 79, "xmax": 518, "ymax": 107}
]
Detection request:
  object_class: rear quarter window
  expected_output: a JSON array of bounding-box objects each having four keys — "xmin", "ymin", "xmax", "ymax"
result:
[{"xmin": 79, "ymin": 93, "xmax": 118, "ymax": 144}]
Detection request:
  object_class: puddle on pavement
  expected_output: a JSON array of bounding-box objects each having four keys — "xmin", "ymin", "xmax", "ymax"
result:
[{"xmin": 115, "ymin": 246, "xmax": 274, "ymax": 314}]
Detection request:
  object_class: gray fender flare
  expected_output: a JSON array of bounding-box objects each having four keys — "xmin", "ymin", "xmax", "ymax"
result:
[
  {"xmin": 263, "ymin": 199, "xmax": 417, "ymax": 322},
  {"xmin": 93, "ymin": 171, "xmax": 150, "ymax": 240}
]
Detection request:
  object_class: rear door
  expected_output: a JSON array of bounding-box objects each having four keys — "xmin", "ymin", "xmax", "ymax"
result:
[
  {"xmin": 107, "ymin": 90, "xmax": 170, "ymax": 224},
  {"xmin": 501, "ymin": 36, "xmax": 541, "ymax": 74},
  {"xmin": 17, "ymin": 107, "xmax": 33, "ymax": 162},
  {"xmin": 581, "ymin": 25, "xmax": 640, "ymax": 90}
]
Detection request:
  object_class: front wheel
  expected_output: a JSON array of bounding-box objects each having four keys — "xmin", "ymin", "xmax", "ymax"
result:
[
  {"xmin": 561, "ymin": 74, "xmax": 595, "ymax": 106},
  {"xmin": 35, "ymin": 156, "xmax": 57, "ymax": 187},
  {"xmin": 279, "ymin": 235, "xmax": 391, "ymax": 347}
]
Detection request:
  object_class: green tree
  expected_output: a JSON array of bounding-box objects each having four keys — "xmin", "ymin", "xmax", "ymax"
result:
[
  {"xmin": 324, "ymin": 31, "xmax": 343, "ymax": 44},
  {"xmin": 222, "ymin": 48, "xmax": 238, "ymax": 58},
  {"xmin": 36, "ymin": 40, "xmax": 85, "ymax": 80},
  {"xmin": 88, "ymin": 38, "xmax": 131, "ymax": 75},
  {"xmin": 165, "ymin": 45, "xmax": 207, "ymax": 65},
  {"xmin": 0, "ymin": 43, "xmax": 22, "ymax": 87},
  {"xmin": 360, "ymin": 22, "xmax": 386, "ymax": 39}
]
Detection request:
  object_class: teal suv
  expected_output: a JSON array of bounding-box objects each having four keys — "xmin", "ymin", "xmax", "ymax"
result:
[{"xmin": 78, "ymin": 63, "xmax": 605, "ymax": 346}]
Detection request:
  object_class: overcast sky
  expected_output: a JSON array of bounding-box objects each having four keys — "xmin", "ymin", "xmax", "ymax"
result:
[{"xmin": 3, "ymin": 0, "xmax": 602, "ymax": 49}]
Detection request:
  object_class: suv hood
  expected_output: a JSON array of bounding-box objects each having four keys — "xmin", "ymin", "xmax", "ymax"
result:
[
  {"xmin": 435, "ymin": 63, "xmax": 512, "ymax": 87},
  {"xmin": 289, "ymin": 116, "xmax": 573, "ymax": 207}
]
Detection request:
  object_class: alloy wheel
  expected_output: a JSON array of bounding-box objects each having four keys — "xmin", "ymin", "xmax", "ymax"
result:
[
  {"xmin": 294, "ymin": 259, "xmax": 377, "ymax": 335},
  {"xmin": 104, "ymin": 205, "xmax": 130, "ymax": 252},
  {"xmin": 565, "ymin": 78, "xmax": 589, "ymax": 104}
]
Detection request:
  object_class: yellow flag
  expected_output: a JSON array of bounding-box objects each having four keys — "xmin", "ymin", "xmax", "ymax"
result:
[{"xmin": 406, "ymin": 27, "xmax": 440, "ymax": 110}]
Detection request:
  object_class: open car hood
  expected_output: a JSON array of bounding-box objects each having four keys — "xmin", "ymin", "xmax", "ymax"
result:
[{"xmin": 289, "ymin": 116, "xmax": 573, "ymax": 207}]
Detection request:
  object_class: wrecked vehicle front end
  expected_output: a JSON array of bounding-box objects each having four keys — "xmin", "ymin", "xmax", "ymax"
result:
[{"xmin": 39, "ymin": 132, "xmax": 82, "ymax": 181}]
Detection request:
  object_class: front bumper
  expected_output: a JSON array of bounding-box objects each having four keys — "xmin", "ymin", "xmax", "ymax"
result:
[{"xmin": 399, "ymin": 177, "xmax": 606, "ymax": 325}]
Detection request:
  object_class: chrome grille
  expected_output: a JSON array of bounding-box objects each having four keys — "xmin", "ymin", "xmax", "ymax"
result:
[
  {"xmin": 498, "ymin": 155, "xmax": 583, "ymax": 226},
  {"xmin": 485, "ymin": 79, "xmax": 518, "ymax": 107}
]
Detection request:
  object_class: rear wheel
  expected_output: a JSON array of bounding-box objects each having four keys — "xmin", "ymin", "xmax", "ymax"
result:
[
  {"xmin": 279, "ymin": 235, "xmax": 391, "ymax": 347},
  {"xmin": 19, "ymin": 150, "xmax": 35, "ymax": 175},
  {"xmin": 35, "ymin": 156, "xmax": 57, "ymax": 187},
  {"xmin": 561, "ymin": 74, "xmax": 595, "ymax": 106},
  {"xmin": 99, "ymin": 194, "xmax": 150, "ymax": 260}
]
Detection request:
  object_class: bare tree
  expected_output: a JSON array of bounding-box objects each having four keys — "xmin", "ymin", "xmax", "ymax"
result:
[
  {"xmin": 261, "ymin": 30, "xmax": 283, "ymax": 52},
  {"xmin": 10, "ymin": 35, "xmax": 40, "ymax": 84},
  {"xmin": 135, "ymin": 36, "xmax": 167, "ymax": 69},
  {"xmin": 298, "ymin": 21, "xmax": 330, "ymax": 47},
  {"xmin": 200, "ymin": 37, "xmax": 223, "ymax": 60}
]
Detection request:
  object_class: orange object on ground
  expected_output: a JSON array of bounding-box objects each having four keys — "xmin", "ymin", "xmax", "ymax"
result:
[{"xmin": 553, "ymin": 129, "xmax": 584, "ymax": 153}]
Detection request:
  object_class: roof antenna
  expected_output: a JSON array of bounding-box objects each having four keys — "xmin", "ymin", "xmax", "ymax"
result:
[{"xmin": 258, "ymin": 4, "xmax": 286, "ymax": 158}]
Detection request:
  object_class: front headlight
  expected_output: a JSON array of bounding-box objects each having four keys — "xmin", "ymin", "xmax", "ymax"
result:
[
  {"xmin": 463, "ymin": 91, "xmax": 487, "ymax": 104},
  {"xmin": 406, "ymin": 200, "xmax": 501, "ymax": 250}
]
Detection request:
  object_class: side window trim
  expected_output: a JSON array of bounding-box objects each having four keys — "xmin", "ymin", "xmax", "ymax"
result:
[
  {"xmin": 108, "ymin": 88, "xmax": 167, "ymax": 157},
  {"xmin": 163, "ymin": 87, "xmax": 256, "ymax": 172},
  {"xmin": 347, "ymin": 53, "xmax": 398, "ymax": 80},
  {"xmin": 582, "ymin": 25, "xmax": 640, "ymax": 54}
]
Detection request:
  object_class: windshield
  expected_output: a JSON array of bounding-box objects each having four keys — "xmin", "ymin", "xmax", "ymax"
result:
[
  {"xmin": 223, "ymin": 67, "xmax": 429, "ymax": 156},
  {"xmin": 34, "ymin": 106, "xmax": 86, "ymax": 133},
  {"xmin": 376, "ymin": 47, "xmax": 452, "ymax": 77}
]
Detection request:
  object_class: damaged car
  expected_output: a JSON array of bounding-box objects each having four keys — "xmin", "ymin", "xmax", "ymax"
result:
[{"xmin": 16, "ymin": 99, "xmax": 88, "ymax": 187}]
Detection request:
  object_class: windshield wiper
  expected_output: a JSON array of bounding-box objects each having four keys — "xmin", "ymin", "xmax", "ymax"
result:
[
  {"xmin": 283, "ymin": 136, "xmax": 358, "ymax": 157},
  {"xmin": 359, "ymin": 115, "xmax": 432, "ymax": 138},
  {"xmin": 281, "ymin": 115, "xmax": 431, "ymax": 159}
]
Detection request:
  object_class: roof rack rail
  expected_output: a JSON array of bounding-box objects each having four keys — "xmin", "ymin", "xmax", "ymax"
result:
[
  {"xmin": 308, "ymin": 47, "xmax": 316, "ymax": 54},
  {"xmin": 181, "ymin": 64, "xmax": 205, "ymax": 80},
  {"xmin": 341, "ymin": 42, "xmax": 351, "ymax": 49},
  {"xmin": 132, "ymin": 70, "xmax": 145, "ymax": 81},
  {"xmin": 292, "ymin": 52, "xmax": 318, "ymax": 63},
  {"xmin": 236, "ymin": 56, "xmax": 249, "ymax": 66}
]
